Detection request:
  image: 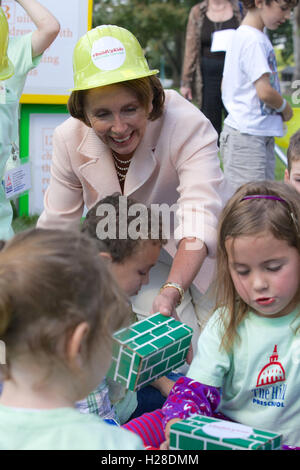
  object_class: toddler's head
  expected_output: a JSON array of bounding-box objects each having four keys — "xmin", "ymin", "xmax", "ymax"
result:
[
  {"xmin": 284, "ymin": 129, "xmax": 300, "ymax": 193},
  {"xmin": 82, "ymin": 194, "xmax": 167, "ymax": 296},
  {"xmin": 0, "ymin": 228, "xmax": 129, "ymax": 400},
  {"xmin": 216, "ymin": 180, "xmax": 300, "ymax": 350}
]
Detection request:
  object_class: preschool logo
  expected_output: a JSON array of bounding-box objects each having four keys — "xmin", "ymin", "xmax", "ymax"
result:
[
  {"xmin": 251, "ymin": 345, "xmax": 287, "ymax": 409},
  {"xmin": 256, "ymin": 345, "xmax": 285, "ymax": 387},
  {"xmin": 91, "ymin": 37, "xmax": 126, "ymax": 71},
  {"xmin": 3, "ymin": 174, "xmax": 13, "ymax": 196}
]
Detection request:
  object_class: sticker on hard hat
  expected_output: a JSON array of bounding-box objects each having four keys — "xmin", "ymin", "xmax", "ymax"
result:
[{"xmin": 91, "ymin": 37, "xmax": 126, "ymax": 71}]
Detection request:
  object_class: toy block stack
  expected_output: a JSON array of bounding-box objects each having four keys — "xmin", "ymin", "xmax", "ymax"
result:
[
  {"xmin": 169, "ymin": 415, "xmax": 282, "ymax": 450},
  {"xmin": 107, "ymin": 313, "xmax": 193, "ymax": 391}
]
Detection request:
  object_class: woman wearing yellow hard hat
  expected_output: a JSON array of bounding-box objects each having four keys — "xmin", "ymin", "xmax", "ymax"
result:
[{"xmin": 38, "ymin": 25, "xmax": 232, "ymax": 356}]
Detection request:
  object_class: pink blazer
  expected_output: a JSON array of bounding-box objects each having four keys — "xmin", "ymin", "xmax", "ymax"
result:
[{"xmin": 37, "ymin": 90, "xmax": 233, "ymax": 293}]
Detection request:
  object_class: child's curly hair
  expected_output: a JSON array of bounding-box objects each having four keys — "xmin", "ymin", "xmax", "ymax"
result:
[{"xmin": 82, "ymin": 193, "xmax": 167, "ymax": 263}]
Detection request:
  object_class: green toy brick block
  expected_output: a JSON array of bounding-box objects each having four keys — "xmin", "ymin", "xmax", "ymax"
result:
[
  {"xmin": 169, "ymin": 415, "xmax": 282, "ymax": 450},
  {"xmin": 107, "ymin": 313, "xmax": 193, "ymax": 391}
]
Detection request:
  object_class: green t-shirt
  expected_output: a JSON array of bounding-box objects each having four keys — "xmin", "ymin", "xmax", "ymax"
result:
[
  {"xmin": 188, "ymin": 307, "xmax": 300, "ymax": 447},
  {"xmin": 0, "ymin": 404, "xmax": 144, "ymax": 450},
  {"xmin": 0, "ymin": 34, "xmax": 41, "ymax": 240},
  {"xmin": 4, "ymin": 34, "xmax": 41, "ymax": 145}
]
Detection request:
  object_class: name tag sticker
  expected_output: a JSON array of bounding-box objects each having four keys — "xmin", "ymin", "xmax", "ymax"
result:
[
  {"xmin": 211, "ymin": 29, "xmax": 235, "ymax": 52},
  {"xmin": 3, "ymin": 162, "xmax": 31, "ymax": 199}
]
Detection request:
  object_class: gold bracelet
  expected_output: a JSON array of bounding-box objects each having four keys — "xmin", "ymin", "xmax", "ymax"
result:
[{"xmin": 159, "ymin": 282, "xmax": 184, "ymax": 307}]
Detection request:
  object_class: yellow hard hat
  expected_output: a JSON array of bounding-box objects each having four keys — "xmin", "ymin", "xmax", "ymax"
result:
[
  {"xmin": 71, "ymin": 25, "xmax": 159, "ymax": 92},
  {"xmin": 0, "ymin": 7, "xmax": 14, "ymax": 80}
]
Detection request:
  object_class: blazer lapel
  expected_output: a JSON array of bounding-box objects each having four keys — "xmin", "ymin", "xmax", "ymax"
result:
[
  {"xmin": 77, "ymin": 128, "xmax": 121, "ymax": 195},
  {"xmin": 124, "ymin": 146, "xmax": 157, "ymax": 196},
  {"xmin": 124, "ymin": 120, "xmax": 160, "ymax": 196}
]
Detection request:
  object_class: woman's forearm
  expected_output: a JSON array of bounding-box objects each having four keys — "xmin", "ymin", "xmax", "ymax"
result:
[
  {"xmin": 166, "ymin": 238, "xmax": 207, "ymax": 291},
  {"xmin": 156, "ymin": 238, "xmax": 208, "ymax": 310}
]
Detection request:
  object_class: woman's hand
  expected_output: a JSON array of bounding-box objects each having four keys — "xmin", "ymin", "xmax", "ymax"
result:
[
  {"xmin": 151, "ymin": 285, "xmax": 181, "ymax": 317},
  {"xmin": 180, "ymin": 86, "xmax": 193, "ymax": 101},
  {"xmin": 151, "ymin": 288, "xmax": 194, "ymax": 364}
]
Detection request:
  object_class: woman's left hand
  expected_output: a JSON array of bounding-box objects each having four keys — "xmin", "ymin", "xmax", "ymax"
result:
[
  {"xmin": 150, "ymin": 287, "xmax": 180, "ymax": 317},
  {"xmin": 151, "ymin": 288, "xmax": 194, "ymax": 364}
]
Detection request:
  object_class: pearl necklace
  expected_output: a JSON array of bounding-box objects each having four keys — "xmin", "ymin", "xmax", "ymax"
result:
[
  {"xmin": 112, "ymin": 150, "xmax": 133, "ymax": 165},
  {"xmin": 114, "ymin": 159, "xmax": 130, "ymax": 172},
  {"xmin": 115, "ymin": 170, "xmax": 126, "ymax": 182},
  {"xmin": 112, "ymin": 151, "xmax": 132, "ymax": 183}
]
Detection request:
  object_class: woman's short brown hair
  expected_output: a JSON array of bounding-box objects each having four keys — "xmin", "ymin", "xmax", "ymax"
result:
[{"xmin": 68, "ymin": 75, "xmax": 165, "ymax": 126}]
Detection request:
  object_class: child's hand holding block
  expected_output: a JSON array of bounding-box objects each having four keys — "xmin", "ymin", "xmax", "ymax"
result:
[
  {"xmin": 107, "ymin": 313, "xmax": 193, "ymax": 391},
  {"xmin": 169, "ymin": 415, "xmax": 282, "ymax": 450}
]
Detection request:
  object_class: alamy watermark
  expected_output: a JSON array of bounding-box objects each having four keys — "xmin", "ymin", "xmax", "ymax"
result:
[
  {"xmin": 95, "ymin": 196, "xmax": 206, "ymax": 251},
  {"xmin": 291, "ymin": 80, "xmax": 300, "ymax": 105}
]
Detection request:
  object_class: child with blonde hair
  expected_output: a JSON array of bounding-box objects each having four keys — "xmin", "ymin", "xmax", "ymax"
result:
[
  {"xmin": 0, "ymin": 228, "xmax": 144, "ymax": 450},
  {"xmin": 161, "ymin": 180, "xmax": 300, "ymax": 449}
]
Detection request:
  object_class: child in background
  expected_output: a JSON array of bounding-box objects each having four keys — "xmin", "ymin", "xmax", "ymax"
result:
[
  {"xmin": 0, "ymin": 228, "xmax": 144, "ymax": 450},
  {"xmin": 220, "ymin": 0, "xmax": 297, "ymax": 192},
  {"xmin": 0, "ymin": 0, "xmax": 59, "ymax": 240},
  {"xmin": 78, "ymin": 194, "xmax": 175, "ymax": 424},
  {"xmin": 161, "ymin": 180, "xmax": 300, "ymax": 449},
  {"xmin": 284, "ymin": 129, "xmax": 300, "ymax": 193}
]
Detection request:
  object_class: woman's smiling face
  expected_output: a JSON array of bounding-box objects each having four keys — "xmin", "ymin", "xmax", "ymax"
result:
[{"xmin": 84, "ymin": 84, "xmax": 153, "ymax": 159}]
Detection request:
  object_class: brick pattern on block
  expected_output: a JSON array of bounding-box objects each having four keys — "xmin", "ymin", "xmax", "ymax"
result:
[
  {"xmin": 107, "ymin": 313, "xmax": 193, "ymax": 391},
  {"xmin": 169, "ymin": 415, "xmax": 282, "ymax": 450}
]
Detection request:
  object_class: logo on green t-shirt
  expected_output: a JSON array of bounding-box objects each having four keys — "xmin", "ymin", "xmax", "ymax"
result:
[{"xmin": 251, "ymin": 345, "xmax": 287, "ymax": 408}]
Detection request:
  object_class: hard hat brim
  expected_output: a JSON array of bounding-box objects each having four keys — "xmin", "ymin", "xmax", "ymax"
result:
[
  {"xmin": 69, "ymin": 69, "xmax": 159, "ymax": 93},
  {"xmin": 0, "ymin": 58, "xmax": 14, "ymax": 81}
]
